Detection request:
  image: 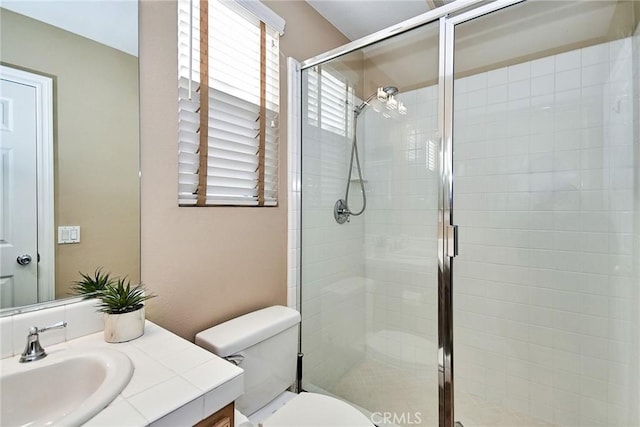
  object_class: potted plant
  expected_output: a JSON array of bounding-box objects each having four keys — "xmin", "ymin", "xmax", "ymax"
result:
[
  {"xmin": 96, "ymin": 278, "xmax": 155, "ymax": 343},
  {"xmin": 70, "ymin": 268, "xmax": 113, "ymax": 299}
]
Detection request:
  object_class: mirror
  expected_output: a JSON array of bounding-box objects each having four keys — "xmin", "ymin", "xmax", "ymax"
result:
[{"xmin": 0, "ymin": 1, "xmax": 139, "ymax": 313}]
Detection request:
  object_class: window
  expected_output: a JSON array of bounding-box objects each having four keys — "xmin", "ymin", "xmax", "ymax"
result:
[
  {"xmin": 177, "ymin": 0, "xmax": 283, "ymax": 206},
  {"xmin": 306, "ymin": 66, "xmax": 354, "ymax": 138}
]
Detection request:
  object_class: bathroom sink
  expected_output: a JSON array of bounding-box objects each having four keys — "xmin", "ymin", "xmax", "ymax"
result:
[{"xmin": 1, "ymin": 348, "xmax": 133, "ymax": 427}]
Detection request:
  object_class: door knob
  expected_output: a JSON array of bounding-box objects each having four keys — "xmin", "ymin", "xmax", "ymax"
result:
[{"xmin": 16, "ymin": 254, "xmax": 32, "ymax": 266}]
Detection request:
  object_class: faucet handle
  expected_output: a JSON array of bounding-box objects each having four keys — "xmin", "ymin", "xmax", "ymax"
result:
[{"xmin": 36, "ymin": 321, "xmax": 67, "ymax": 334}]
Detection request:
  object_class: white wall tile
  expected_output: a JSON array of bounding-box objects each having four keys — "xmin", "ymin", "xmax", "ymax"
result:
[
  {"xmin": 0, "ymin": 316, "xmax": 13, "ymax": 358},
  {"xmin": 65, "ymin": 299, "xmax": 103, "ymax": 340},
  {"xmin": 556, "ymin": 69, "xmax": 581, "ymax": 91},
  {"xmin": 508, "ymin": 62, "xmax": 531, "ymax": 82},
  {"xmin": 582, "ymin": 43, "xmax": 610, "ymax": 67},
  {"xmin": 582, "ymin": 63, "xmax": 610, "ymax": 87},
  {"xmin": 556, "ymin": 49, "xmax": 581, "ymax": 71},
  {"xmin": 532, "ymin": 56, "xmax": 555, "ymax": 77},
  {"xmin": 531, "ymin": 74, "xmax": 554, "ymax": 96},
  {"xmin": 467, "ymin": 73, "xmax": 487, "ymax": 91},
  {"xmin": 508, "ymin": 79, "xmax": 531, "ymax": 100},
  {"xmin": 487, "ymin": 67, "xmax": 508, "ymax": 86}
]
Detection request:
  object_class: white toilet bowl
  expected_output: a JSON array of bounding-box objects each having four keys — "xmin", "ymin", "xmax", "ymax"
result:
[
  {"xmin": 234, "ymin": 409, "xmax": 252, "ymax": 426},
  {"xmin": 234, "ymin": 392, "xmax": 371, "ymax": 426},
  {"xmin": 252, "ymin": 392, "xmax": 371, "ymax": 426}
]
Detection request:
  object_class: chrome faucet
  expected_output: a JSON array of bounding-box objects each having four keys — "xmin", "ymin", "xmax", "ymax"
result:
[{"xmin": 19, "ymin": 321, "xmax": 67, "ymax": 363}]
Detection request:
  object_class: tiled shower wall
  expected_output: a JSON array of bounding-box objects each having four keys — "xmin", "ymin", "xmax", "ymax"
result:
[{"xmin": 453, "ymin": 38, "xmax": 638, "ymax": 426}]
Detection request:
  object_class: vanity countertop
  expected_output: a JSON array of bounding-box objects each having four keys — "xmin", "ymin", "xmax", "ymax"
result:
[{"xmin": 3, "ymin": 321, "xmax": 244, "ymax": 426}]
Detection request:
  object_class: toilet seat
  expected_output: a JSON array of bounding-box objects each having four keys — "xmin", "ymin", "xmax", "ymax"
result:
[{"xmin": 260, "ymin": 393, "xmax": 372, "ymax": 427}]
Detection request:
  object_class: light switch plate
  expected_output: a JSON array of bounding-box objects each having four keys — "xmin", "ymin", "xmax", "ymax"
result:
[{"xmin": 58, "ymin": 226, "xmax": 80, "ymax": 244}]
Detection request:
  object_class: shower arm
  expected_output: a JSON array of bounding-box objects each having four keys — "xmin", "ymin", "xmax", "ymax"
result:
[
  {"xmin": 354, "ymin": 86, "xmax": 399, "ymax": 117},
  {"xmin": 354, "ymin": 93, "xmax": 378, "ymax": 117}
]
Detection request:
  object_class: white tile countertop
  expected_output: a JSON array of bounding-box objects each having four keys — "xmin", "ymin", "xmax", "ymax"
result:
[{"xmin": 1, "ymin": 321, "xmax": 244, "ymax": 426}]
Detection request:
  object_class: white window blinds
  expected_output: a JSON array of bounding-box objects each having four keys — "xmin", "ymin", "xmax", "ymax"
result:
[
  {"xmin": 306, "ymin": 66, "xmax": 354, "ymax": 138},
  {"xmin": 178, "ymin": 0, "xmax": 281, "ymax": 206}
]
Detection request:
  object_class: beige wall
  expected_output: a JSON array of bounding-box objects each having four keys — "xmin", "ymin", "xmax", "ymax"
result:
[
  {"xmin": 139, "ymin": 0, "xmax": 349, "ymax": 340},
  {"xmin": 0, "ymin": 9, "xmax": 140, "ymax": 299}
]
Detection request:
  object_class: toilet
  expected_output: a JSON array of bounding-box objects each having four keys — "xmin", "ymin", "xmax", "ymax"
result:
[{"xmin": 195, "ymin": 305, "xmax": 372, "ymax": 427}]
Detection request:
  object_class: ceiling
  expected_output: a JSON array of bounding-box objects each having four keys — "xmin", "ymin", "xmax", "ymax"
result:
[
  {"xmin": 1, "ymin": 0, "xmax": 436, "ymax": 58},
  {"xmin": 1, "ymin": 0, "xmax": 138, "ymax": 56},
  {"xmin": 305, "ymin": 0, "xmax": 436, "ymax": 41}
]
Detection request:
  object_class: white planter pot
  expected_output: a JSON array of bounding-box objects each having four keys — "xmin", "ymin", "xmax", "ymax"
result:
[{"xmin": 104, "ymin": 306, "xmax": 145, "ymax": 343}]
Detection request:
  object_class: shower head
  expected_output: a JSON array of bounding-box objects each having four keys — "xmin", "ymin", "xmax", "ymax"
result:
[
  {"xmin": 382, "ymin": 86, "xmax": 399, "ymax": 96},
  {"xmin": 355, "ymin": 86, "xmax": 401, "ymax": 116}
]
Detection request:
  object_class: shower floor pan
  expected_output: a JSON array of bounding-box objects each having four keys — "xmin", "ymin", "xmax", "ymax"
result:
[{"xmin": 331, "ymin": 358, "xmax": 556, "ymax": 427}]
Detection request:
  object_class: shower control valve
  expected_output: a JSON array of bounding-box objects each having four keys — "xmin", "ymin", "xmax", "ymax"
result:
[{"xmin": 334, "ymin": 199, "xmax": 350, "ymax": 224}]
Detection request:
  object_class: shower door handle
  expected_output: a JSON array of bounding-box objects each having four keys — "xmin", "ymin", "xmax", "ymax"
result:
[{"xmin": 446, "ymin": 225, "xmax": 458, "ymax": 258}]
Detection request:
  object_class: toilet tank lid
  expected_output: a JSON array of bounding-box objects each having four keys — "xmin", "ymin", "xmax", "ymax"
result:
[{"xmin": 195, "ymin": 305, "xmax": 301, "ymax": 357}]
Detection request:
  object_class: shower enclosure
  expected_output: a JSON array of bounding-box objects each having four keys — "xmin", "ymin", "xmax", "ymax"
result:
[{"xmin": 293, "ymin": 1, "xmax": 640, "ymax": 426}]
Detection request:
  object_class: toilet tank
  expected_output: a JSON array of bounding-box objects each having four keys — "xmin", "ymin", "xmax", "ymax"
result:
[{"xmin": 195, "ymin": 306, "xmax": 301, "ymax": 416}]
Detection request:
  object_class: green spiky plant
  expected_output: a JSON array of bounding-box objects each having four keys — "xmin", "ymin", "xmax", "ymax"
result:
[
  {"xmin": 71, "ymin": 268, "xmax": 114, "ymax": 299},
  {"xmin": 96, "ymin": 277, "xmax": 155, "ymax": 315}
]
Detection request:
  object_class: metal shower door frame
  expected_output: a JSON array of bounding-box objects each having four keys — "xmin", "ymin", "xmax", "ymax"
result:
[{"xmin": 297, "ymin": 0, "xmax": 526, "ymax": 426}]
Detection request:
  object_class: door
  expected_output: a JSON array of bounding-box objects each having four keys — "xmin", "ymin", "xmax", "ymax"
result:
[
  {"xmin": 448, "ymin": 1, "xmax": 640, "ymax": 426},
  {"xmin": 300, "ymin": 20, "xmax": 442, "ymax": 426},
  {"xmin": 0, "ymin": 78, "xmax": 39, "ymax": 308}
]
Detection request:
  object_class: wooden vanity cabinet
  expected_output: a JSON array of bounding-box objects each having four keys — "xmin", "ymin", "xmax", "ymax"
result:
[{"xmin": 194, "ymin": 402, "xmax": 234, "ymax": 427}]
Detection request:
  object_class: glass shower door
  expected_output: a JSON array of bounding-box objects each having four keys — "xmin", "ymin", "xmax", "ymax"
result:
[
  {"xmin": 300, "ymin": 21, "xmax": 442, "ymax": 426},
  {"xmin": 450, "ymin": 1, "xmax": 640, "ymax": 426}
]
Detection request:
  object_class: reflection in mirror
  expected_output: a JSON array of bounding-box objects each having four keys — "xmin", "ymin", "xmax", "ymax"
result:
[{"xmin": 0, "ymin": 2, "xmax": 139, "ymax": 313}]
